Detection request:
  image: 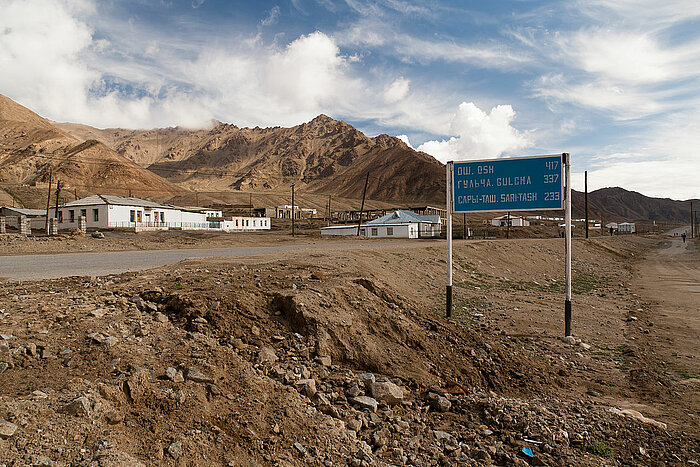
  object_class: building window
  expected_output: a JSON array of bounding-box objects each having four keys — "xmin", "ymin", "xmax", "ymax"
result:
[
  {"xmin": 360, "ymin": 229, "xmax": 366, "ymax": 235},
  {"xmin": 93, "ymin": 209, "xmax": 99, "ymax": 222},
  {"xmin": 160, "ymin": 212, "xmax": 165, "ymax": 222},
  {"xmin": 371, "ymin": 228, "xmax": 378, "ymax": 236},
  {"xmin": 80, "ymin": 209, "xmax": 86, "ymax": 219},
  {"xmin": 137, "ymin": 211, "xmax": 142, "ymax": 222},
  {"xmin": 69, "ymin": 210, "xmax": 75, "ymax": 222},
  {"xmin": 130, "ymin": 210, "xmax": 136, "ymax": 222},
  {"xmin": 57, "ymin": 211, "xmax": 63, "ymax": 223},
  {"xmin": 386, "ymin": 227, "xmax": 393, "ymax": 236}
]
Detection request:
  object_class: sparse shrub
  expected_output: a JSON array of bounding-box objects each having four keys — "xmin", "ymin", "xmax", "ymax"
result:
[{"xmin": 588, "ymin": 440, "xmax": 613, "ymax": 458}]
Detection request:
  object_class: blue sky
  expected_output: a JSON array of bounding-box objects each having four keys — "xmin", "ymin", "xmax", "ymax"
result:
[{"xmin": 1, "ymin": 0, "xmax": 699, "ymax": 199}]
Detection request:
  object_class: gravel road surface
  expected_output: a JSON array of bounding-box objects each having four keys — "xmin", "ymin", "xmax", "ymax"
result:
[{"xmin": 0, "ymin": 243, "xmax": 387, "ymax": 281}]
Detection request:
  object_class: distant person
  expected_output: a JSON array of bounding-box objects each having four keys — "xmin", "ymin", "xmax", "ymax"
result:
[
  {"xmin": 682, "ymin": 232, "xmax": 686, "ymax": 243},
  {"xmin": 609, "ymin": 226, "xmax": 614, "ymax": 236}
]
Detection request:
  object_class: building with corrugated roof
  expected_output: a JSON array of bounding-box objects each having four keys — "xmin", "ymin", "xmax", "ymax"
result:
[{"xmin": 321, "ymin": 210, "xmax": 441, "ymax": 238}]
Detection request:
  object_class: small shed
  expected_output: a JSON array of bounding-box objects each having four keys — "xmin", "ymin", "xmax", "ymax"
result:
[
  {"xmin": 491, "ymin": 215, "xmax": 529, "ymax": 227},
  {"xmin": 0, "ymin": 207, "xmax": 46, "ymax": 229},
  {"xmin": 618, "ymin": 222, "xmax": 636, "ymax": 234}
]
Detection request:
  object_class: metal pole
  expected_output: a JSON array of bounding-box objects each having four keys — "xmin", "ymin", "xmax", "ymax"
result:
[
  {"xmin": 446, "ymin": 162, "xmax": 453, "ymax": 319},
  {"xmin": 463, "ymin": 213, "xmax": 466, "ymax": 239},
  {"xmin": 506, "ymin": 211, "xmax": 511, "ymax": 239},
  {"xmin": 291, "ymin": 184, "xmax": 295, "ymax": 237},
  {"xmin": 564, "ymin": 153, "xmax": 572, "ymax": 336},
  {"xmin": 585, "ymin": 170, "xmax": 589, "ymax": 239},
  {"xmin": 328, "ymin": 195, "xmax": 332, "ymax": 227},
  {"xmin": 691, "ymin": 201, "xmax": 694, "ymax": 239},
  {"xmin": 356, "ymin": 172, "xmax": 369, "ymax": 236}
]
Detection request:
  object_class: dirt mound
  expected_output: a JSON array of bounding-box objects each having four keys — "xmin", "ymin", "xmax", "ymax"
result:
[{"xmin": 1, "ymin": 236, "xmax": 697, "ymax": 465}]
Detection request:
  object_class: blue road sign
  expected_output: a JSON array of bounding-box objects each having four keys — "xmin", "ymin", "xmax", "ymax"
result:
[{"xmin": 452, "ymin": 154, "xmax": 564, "ymax": 212}]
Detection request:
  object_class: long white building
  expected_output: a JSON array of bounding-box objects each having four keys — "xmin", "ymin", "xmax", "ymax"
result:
[{"xmin": 47, "ymin": 194, "xmax": 276, "ymax": 233}]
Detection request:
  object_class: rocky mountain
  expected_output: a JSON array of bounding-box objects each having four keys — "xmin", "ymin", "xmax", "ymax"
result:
[
  {"xmin": 0, "ymin": 94, "xmax": 181, "ymax": 195},
  {"xmin": 7, "ymin": 94, "xmax": 695, "ymax": 220},
  {"xmin": 58, "ymin": 115, "xmax": 446, "ymax": 205},
  {"xmin": 572, "ymin": 187, "xmax": 696, "ymax": 224}
]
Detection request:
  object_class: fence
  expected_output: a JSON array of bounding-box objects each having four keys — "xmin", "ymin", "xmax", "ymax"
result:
[{"xmin": 108, "ymin": 221, "xmax": 223, "ymax": 232}]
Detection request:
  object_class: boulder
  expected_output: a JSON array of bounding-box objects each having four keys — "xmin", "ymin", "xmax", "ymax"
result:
[
  {"xmin": 350, "ymin": 396, "xmax": 378, "ymax": 412},
  {"xmin": 368, "ymin": 381, "xmax": 404, "ymax": 406}
]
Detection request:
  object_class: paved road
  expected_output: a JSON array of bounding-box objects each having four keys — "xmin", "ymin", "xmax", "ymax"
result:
[{"xmin": 0, "ymin": 243, "xmax": 380, "ymax": 281}]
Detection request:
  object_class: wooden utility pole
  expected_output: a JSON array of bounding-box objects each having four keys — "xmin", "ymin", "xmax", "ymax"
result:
[
  {"xmin": 691, "ymin": 201, "xmax": 694, "ymax": 239},
  {"xmin": 356, "ymin": 172, "xmax": 369, "ymax": 236},
  {"xmin": 585, "ymin": 171, "xmax": 589, "ymax": 239},
  {"xmin": 463, "ymin": 213, "xmax": 467, "ymax": 239},
  {"xmin": 249, "ymin": 193, "xmax": 253, "ymax": 216},
  {"xmin": 327, "ymin": 195, "xmax": 332, "ymax": 226},
  {"xmin": 291, "ymin": 184, "xmax": 295, "ymax": 236},
  {"xmin": 45, "ymin": 168, "xmax": 53, "ymax": 234},
  {"xmin": 53, "ymin": 180, "xmax": 62, "ymax": 228},
  {"xmin": 74, "ymin": 188, "xmax": 78, "ymax": 201}
]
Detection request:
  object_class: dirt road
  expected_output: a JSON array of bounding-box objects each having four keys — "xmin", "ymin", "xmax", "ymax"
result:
[{"xmin": 633, "ymin": 236, "xmax": 700, "ymax": 374}]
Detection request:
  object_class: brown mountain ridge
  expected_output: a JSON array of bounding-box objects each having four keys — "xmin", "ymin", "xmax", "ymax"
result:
[
  {"xmin": 3, "ymin": 94, "xmax": 695, "ymax": 222},
  {"xmin": 58, "ymin": 115, "xmax": 446, "ymax": 205},
  {"xmin": 0, "ymin": 94, "xmax": 180, "ymax": 195}
]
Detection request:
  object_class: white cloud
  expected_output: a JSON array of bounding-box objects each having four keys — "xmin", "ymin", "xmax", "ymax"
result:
[
  {"xmin": 261, "ymin": 6, "xmax": 281, "ymax": 27},
  {"xmin": 337, "ymin": 19, "xmax": 530, "ymax": 69},
  {"xmin": 383, "ymin": 77, "xmax": 409, "ymax": 103},
  {"xmin": 0, "ymin": 1, "xmax": 477, "ymax": 136},
  {"xmin": 417, "ymin": 102, "xmax": 531, "ymax": 163},
  {"xmin": 532, "ymin": 74, "xmax": 669, "ymax": 119},
  {"xmin": 578, "ymin": 0, "xmax": 700, "ymax": 27},
  {"xmin": 571, "ymin": 112, "xmax": 700, "ymax": 200},
  {"xmin": 564, "ymin": 30, "xmax": 675, "ymax": 84},
  {"xmin": 395, "ymin": 134, "xmax": 412, "ymax": 147}
]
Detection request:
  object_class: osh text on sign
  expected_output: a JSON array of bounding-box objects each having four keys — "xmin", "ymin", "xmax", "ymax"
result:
[{"xmin": 452, "ymin": 155, "xmax": 563, "ymax": 213}]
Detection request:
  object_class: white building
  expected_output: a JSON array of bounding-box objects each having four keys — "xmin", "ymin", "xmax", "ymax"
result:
[
  {"xmin": 618, "ymin": 222, "xmax": 636, "ymax": 233},
  {"xmin": 49, "ymin": 195, "xmax": 224, "ymax": 232},
  {"xmin": 491, "ymin": 215, "xmax": 530, "ymax": 227},
  {"xmin": 321, "ymin": 210, "xmax": 441, "ymax": 239},
  {"xmin": 221, "ymin": 216, "xmax": 271, "ymax": 232},
  {"xmin": 276, "ymin": 205, "xmax": 317, "ymax": 219}
]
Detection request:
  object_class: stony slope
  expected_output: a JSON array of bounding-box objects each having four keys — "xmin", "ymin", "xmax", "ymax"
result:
[
  {"xmin": 0, "ymin": 95, "xmax": 181, "ymax": 195},
  {"xmin": 59, "ymin": 115, "xmax": 447, "ymax": 205}
]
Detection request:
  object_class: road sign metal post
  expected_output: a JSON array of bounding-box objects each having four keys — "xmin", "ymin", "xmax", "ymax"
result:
[
  {"xmin": 564, "ymin": 153, "xmax": 572, "ymax": 336},
  {"xmin": 446, "ymin": 162, "xmax": 453, "ymax": 319}
]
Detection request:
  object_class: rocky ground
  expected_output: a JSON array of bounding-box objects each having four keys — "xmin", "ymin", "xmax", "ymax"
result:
[{"xmin": 0, "ymin": 235, "xmax": 697, "ymax": 466}]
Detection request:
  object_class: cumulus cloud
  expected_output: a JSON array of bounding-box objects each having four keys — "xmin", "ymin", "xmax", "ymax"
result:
[
  {"xmin": 383, "ymin": 77, "xmax": 409, "ymax": 103},
  {"xmin": 417, "ymin": 102, "xmax": 531, "ymax": 163},
  {"xmin": 395, "ymin": 134, "xmax": 412, "ymax": 147}
]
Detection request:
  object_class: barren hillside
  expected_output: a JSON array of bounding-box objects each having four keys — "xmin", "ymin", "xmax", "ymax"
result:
[
  {"xmin": 0, "ymin": 95, "xmax": 181, "ymax": 195},
  {"xmin": 60, "ymin": 115, "xmax": 446, "ymax": 205}
]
